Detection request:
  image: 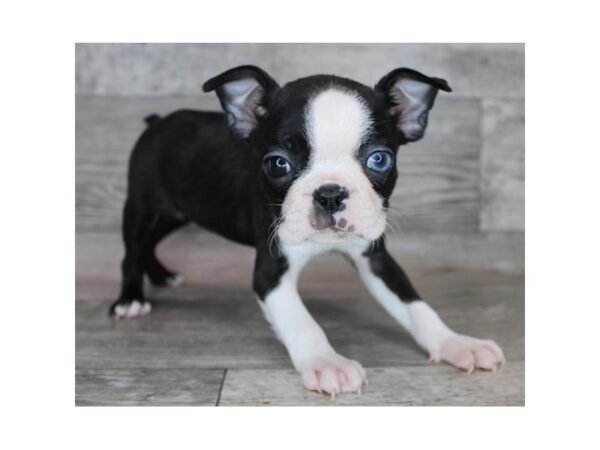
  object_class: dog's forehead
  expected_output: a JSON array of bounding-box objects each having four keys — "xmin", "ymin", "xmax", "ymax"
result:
[
  {"xmin": 305, "ymin": 88, "xmax": 372, "ymax": 158},
  {"xmin": 272, "ymin": 76, "xmax": 379, "ymax": 153}
]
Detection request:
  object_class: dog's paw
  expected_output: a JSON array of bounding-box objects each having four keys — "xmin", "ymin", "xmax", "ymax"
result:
[
  {"xmin": 430, "ymin": 333, "xmax": 505, "ymax": 373},
  {"xmin": 298, "ymin": 354, "xmax": 367, "ymax": 397},
  {"xmin": 111, "ymin": 300, "xmax": 152, "ymax": 319}
]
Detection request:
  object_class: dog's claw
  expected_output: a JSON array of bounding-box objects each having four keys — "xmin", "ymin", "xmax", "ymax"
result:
[{"xmin": 301, "ymin": 356, "xmax": 367, "ymax": 398}]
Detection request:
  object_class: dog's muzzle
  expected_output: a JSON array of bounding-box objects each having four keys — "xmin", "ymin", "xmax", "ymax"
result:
[{"xmin": 311, "ymin": 183, "xmax": 348, "ymax": 230}]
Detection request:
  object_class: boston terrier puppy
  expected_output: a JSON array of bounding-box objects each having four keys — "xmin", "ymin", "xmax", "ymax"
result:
[{"xmin": 111, "ymin": 65, "xmax": 505, "ymax": 396}]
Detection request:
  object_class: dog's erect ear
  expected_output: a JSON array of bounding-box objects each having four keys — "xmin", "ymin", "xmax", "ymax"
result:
[
  {"xmin": 203, "ymin": 65, "xmax": 279, "ymax": 139},
  {"xmin": 375, "ymin": 68, "xmax": 452, "ymax": 142}
]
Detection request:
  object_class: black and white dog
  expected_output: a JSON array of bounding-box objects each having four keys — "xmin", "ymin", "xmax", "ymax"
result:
[{"xmin": 111, "ymin": 65, "xmax": 505, "ymax": 396}]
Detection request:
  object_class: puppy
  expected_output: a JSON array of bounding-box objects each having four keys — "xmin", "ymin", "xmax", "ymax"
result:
[{"xmin": 111, "ymin": 65, "xmax": 505, "ymax": 396}]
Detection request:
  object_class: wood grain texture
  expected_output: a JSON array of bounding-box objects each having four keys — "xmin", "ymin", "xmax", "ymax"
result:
[
  {"xmin": 76, "ymin": 43, "xmax": 524, "ymax": 99},
  {"xmin": 76, "ymin": 234, "xmax": 524, "ymax": 370},
  {"xmin": 219, "ymin": 362, "xmax": 524, "ymax": 406},
  {"xmin": 76, "ymin": 95, "xmax": 481, "ymax": 233},
  {"xmin": 76, "ymin": 287, "xmax": 524, "ymax": 372},
  {"xmin": 480, "ymin": 98, "xmax": 525, "ymax": 231},
  {"xmin": 75, "ymin": 368, "xmax": 224, "ymax": 406},
  {"xmin": 74, "ymin": 44, "xmax": 525, "ymax": 406},
  {"xmin": 75, "ymin": 232, "xmax": 524, "ymax": 405},
  {"xmin": 75, "ymin": 231, "xmax": 525, "ymax": 301}
]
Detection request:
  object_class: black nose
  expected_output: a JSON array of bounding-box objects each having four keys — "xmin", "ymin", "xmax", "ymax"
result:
[{"xmin": 313, "ymin": 183, "xmax": 349, "ymax": 214}]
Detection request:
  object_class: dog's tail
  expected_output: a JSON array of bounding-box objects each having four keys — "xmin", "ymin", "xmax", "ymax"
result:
[{"xmin": 144, "ymin": 114, "xmax": 161, "ymax": 127}]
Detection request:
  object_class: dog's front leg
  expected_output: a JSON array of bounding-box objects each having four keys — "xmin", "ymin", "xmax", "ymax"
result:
[
  {"xmin": 348, "ymin": 242, "xmax": 505, "ymax": 373},
  {"xmin": 254, "ymin": 249, "xmax": 367, "ymax": 396}
]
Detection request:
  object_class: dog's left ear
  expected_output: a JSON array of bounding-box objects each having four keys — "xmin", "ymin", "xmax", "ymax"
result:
[
  {"xmin": 203, "ymin": 65, "xmax": 279, "ymax": 139},
  {"xmin": 375, "ymin": 68, "xmax": 452, "ymax": 142}
]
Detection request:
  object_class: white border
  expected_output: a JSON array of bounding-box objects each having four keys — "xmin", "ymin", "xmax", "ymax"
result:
[{"xmin": 3, "ymin": 0, "xmax": 600, "ymax": 449}]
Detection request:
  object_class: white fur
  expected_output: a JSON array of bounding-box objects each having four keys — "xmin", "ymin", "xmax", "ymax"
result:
[
  {"xmin": 277, "ymin": 88, "xmax": 386, "ymax": 245},
  {"xmin": 259, "ymin": 241, "xmax": 367, "ymax": 395},
  {"xmin": 115, "ymin": 300, "xmax": 152, "ymax": 319},
  {"xmin": 306, "ymin": 88, "xmax": 372, "ymax": 160},
  {"xmin": 348, "ymin": 248, "xmax": 505, "ymax": 372},
  {"xmin": 166, "ymin": 274, "xmax": 184, "ymax": 287}
]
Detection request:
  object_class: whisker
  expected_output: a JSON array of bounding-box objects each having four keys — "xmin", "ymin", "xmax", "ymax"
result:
[
  {"xmin": 266, "ymin": 214, "xmax": 285, "ymax": 257},
  {"xmin": 384, "ymin": 206, "xmax": 407, "ymax": 228},
  {"xmin": 383, "ymin": 206, "xmax": 405, "ymax": 237}
]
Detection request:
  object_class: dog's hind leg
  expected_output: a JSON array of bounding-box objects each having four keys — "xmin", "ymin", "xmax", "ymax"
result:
[
  {"xmin": 142, "ymin": 212, "xmax": 189, "ymax": 287},
  {"xmin": 109, "ymin": 198, "xmax": 155, "ymax": 319}
]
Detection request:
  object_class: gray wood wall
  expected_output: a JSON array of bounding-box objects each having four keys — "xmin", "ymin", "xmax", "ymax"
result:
[{"xmin": 76, "ymin": 43, "xmax": 524, "ymax": 235}]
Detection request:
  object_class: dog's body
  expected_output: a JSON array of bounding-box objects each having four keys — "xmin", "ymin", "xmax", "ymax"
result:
[{"xmin": 111, "ymin": 66, "xmax": 504, "ymax": 395}]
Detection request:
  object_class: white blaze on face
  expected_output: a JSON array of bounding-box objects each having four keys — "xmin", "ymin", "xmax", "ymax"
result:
[
  {"xmin": 307, "ymin": 88, "xmax": 371, "ymax": 164},
  {"xmin": 278, "ymin": 88, "xmax": 388, "ymax": 246}
]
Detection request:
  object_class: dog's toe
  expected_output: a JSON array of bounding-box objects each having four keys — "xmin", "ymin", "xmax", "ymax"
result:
[
  {"xmin": 299, "ymin": 354, "xmax": 367, "ymax": 396},
  {"xmin": 113, "ymin": 300, "xmax": 152, "ymax": 319},
  {"xmin": 432, "ymin": 334, "xmax": 505, "ymax": 373}
]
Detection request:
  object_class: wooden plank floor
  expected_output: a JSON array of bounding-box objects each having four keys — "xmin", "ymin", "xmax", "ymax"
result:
[{"xmin": 76, "ymin": 232, "xmax": 524, "ymax": 406}]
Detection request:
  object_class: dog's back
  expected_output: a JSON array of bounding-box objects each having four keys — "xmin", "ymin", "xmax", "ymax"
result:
[{"xmin": 127, "ymin": 109, "xmax": 258, "ymax": 243}]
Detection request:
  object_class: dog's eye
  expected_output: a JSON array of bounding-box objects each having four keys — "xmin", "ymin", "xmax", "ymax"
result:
[
  {"xmin": 366, "ymin": 150, "xmax": 394, "ymax": 173},
  {"xmin": 263, "ymin": 155, "xmax": 292, "ymax": 178}
]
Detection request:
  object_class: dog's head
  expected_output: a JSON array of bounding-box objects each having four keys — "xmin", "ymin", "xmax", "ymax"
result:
[{"xmin": 203, "ymin": 65, "xmax": 451, "ymax": 246}]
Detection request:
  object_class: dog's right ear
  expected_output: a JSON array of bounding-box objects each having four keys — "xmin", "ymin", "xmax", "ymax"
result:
[{"xmin": 203, "ymin": 65, "xmax": 279, "ymax": 139}]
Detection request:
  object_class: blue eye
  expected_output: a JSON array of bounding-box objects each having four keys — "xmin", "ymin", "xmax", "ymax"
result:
[
  {"xmin": 263, "ymin": 155, "xmax": 292, "ymax": 178},
  {"xmin": 366, "ymin": 150, "xmax": 393, "ymax": 173}
]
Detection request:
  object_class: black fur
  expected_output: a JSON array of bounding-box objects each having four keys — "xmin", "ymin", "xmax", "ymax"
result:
[
  {"xmin": 144, "ymin": 114, "xmax": 162, "ymax": 126},
  {"xmin": 363, "ymin": 238, "xmax": 421, "ymax": 302},
  {"xmin": 110, "ymin": 65, "xmax": 450, "ymax": 315}
]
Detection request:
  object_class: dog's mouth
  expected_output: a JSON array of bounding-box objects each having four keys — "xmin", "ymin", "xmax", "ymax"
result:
[
  {"xmin": 278, "ymin": 196, "xmax": 387, "ymax": 246},
  {"xmin": 309, "ymin": 209, "xmax": 357, "ymax": 236}
]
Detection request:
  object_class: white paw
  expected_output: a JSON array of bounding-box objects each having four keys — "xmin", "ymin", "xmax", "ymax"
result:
[
  {"xmin": 165, "ymin": 274, "xmax": 184, "ymax": 287},
  {"xmin": 298, "ymin": 354, "xmax": 367, "ymax": 397},
  {"xmin": 430, "ymin": 333, "xmax": 505, "ymax": 373},
  {"xmin": 114, "ymin": 300, "xmax": 152, "ymax": 319}
]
